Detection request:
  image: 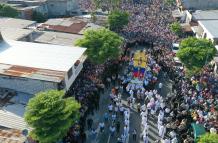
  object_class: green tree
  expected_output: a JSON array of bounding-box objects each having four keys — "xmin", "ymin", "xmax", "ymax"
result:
[
  {"xmin": 170, "ymin": 22, "xmax": 182, "ymax": 36},
  {"xmin": 0, "ymin": 4, "xmax": 18, "ymax": 18},
  {"xmin": 25, "ymin": 90, "xmax": 80, "ymax": 143},
  {"xmin": 75, "ymin": 28, "xmax": 123, "ymax": 64},
  {"xmin": 108, "ymin": 10, "xmax": 129, "ymax": 31},
  {"xmin": 177, "ymin": 37, "xmax": 216, "ymax": 75},
  {"xmin": 32, "ymin": 11, "xmax": 46, "ymax": 23},
  {"xmin": 198, "ymin": 133, "xmax": 218, "ymax": 143}
]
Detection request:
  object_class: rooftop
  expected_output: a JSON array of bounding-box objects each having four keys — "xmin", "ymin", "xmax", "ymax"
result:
[
  {"xmin": 192, "ymin": 10, "xmax": 218, "ymax": 20},
  {"xmin": 0, "ymin": 39, "xmax": 86, "ymax": 72},
  {"xmin": 39, "ymin": 18, "xmax": 88, "ymax": 34},
  {"xmin": 0, "ymin": 17, "xmax": 36, "ymax": 29},
  {"xmin": 0, "ymin": 90, "xmax": 33, "ymax": 131},
  {"xmin": 181, "ymin": 0, "xmax": 218, "ymax": 10},
  {"xmin": 34, "ymin": 31, "xmax": 83, "ymax": 46},
  {"xmin": 0, "ymin": 28, "xmax": 33, "ymax": 40},
  {"xmin": 0, "ymin": 127, "xmax": 26, "ymax": 143},
  {"xmin": 198, "ymin": 20, "xmax": 218, "ymax": 38}
]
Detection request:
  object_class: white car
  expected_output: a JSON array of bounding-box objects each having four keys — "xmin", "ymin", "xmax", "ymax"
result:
[{"xmin": 172, "ymin": 43, "xmax": 179, "ymax": 53}]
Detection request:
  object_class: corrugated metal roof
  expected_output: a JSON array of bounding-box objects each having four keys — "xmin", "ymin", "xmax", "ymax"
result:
[
  {"xmin": 0, "ymin": 63, "xmax": 65, "ymax": 82},
  {"xmin": 41, "ymin": 18, "xmax": 87, "ymax": 34},
  {"xmin": 0, "ymin": 128, "xmax": 26, "ymax": 143}
]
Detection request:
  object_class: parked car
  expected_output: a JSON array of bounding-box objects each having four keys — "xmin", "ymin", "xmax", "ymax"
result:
[
  {"xmin": 172, "ymin": 43, "xmax": 180, "ymax": 53},
  {"xmin": 173, "ymin": 57, "xmax": 183, "ymax": 69}
]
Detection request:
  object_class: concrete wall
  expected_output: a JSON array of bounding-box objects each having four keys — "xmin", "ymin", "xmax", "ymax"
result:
[
  {"xmin": 47, "ymin": 0, "xmax": 67, "ymax": 17},
  {"xmin": 0, "ymin": 76, "xmax": 58, "ymax": 95},
  {"xmin": 47, "ymin": 0, "xmax": 79, "ymax": 17},
  {"xmin": 183, "ymin": 0, "xmax": 218, "ymax": 10}
]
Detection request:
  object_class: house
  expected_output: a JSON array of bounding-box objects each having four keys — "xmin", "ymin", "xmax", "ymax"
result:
[
  {"xmin": 5, "ymin": 0, "xmax": 80, "ymax": 19},
  {"xmin": 176, "ymin": 0, "xmax": 218, "ymax": 11},
  {"xmin": 33, "ymin": 31, "xmax": 83, "ymax": 46},
  {"xmin": 38, "ymin": 17, "xmax": 102, "ymax": 34},
  {"xmin": 0, "ymin": 32, "xmax": 86, "ymax": 94},
  {"xmin": 0, "ymin": 17, "xmax": 36, "ymax": 41}
]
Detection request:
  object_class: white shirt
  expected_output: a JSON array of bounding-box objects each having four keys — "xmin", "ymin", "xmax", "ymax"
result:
[
  {"xmin": 99, "ymin": 122, "xmax": 105, "ymax": 128},
  {"xmin": 108, "ymin": 105, "xmax": 113, "ymax": 111},
  {"xmin": 110, "ymin": 126, "xmax": 115, "ymax": 132},
  {"xmin": 159, "ymin": 83, "xmax": 163, "ymax": 89}
]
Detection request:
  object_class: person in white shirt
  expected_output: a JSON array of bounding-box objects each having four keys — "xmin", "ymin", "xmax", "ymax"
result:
[
  {"xmin": 119, "ymin": 105, "xmax": 124, "ymax": 115},
  {"xmin": 171, "ymin": 136, "xmax": 178, "ymax": 143},
  {"xmin": 124, "ymin": 125, "xmax": 129, "ymax": 136},
  {"xmin": 99, "ymin": 122, "xmax": 105, "ymax": 133},
  {"xmin": 108, "ymin": 104, "xmax": 113, "ymax": 113},
  {"xmin": 110, "ymin": 125, "xmax": 116, "ymax": 136},
  {"xmin": 158, "ymin": 82, "xmax": 163, "ymax": 94},
  {"xmin": 158, "ymin": 124, "xmax": 166, "ymax": 138},
  {"xmin": 125, "ymin": 118, "xmax": 129, "ymax": 126},
  {"xmin": 143, "ymin": 134, "xmax": 148, "ymax": 143},
  {"xmin": 129, "ymin": 89, "xmax": 134, "ymax": 97},
  {"xmin": 141, "ymin": 104, "xmax": 146, "ymax": 111}
]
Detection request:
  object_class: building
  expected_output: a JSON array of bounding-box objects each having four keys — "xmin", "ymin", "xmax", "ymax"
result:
[
  {"xmin": 197, "ymin": 20, "xmax": 218, "ymax": 44},
  {"xmin": 33, "ymin": 31, "xmax": 83, "ymax": 46},
  {"xmin": 46, "ymin": 0, "xmax": 79, "ymax": 17},
  {"xmin": 0, "ymin": 17, "xmax": 36, "ymax": 41},
  {"xmin": 176, "ymin": 0, "xmax": 218, "ymax": 11},
  {"xmin": 4, "ymin": 0, "xmax": 80, "ymax": 19},
  {"xmin": 0, "ymin": 17, "xmax": 36, "ymax": 29},
  {"xmin": 38, "ymin": 17, "xmax": 102, "ymax": 34},
  {"xmin": 0, "ymin": 33, "xmax": 86, "ymax": 95}
]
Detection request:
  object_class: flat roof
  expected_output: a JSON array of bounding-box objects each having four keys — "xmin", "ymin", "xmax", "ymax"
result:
[
  {"xmin": 0, "ymin": 28, "xmax": 33, "ymax": 40},
  {"xmin": 41, "ymin": 18, "xmax": 87, "ymax": 34},
  {"xmin": 0, "ymin": 17, "xmax": 36, "ymax": 29},
  {"xmin": 199, "ymin": 20, "xmax": 218, "ymax": 38},
  {"xmin": 79, "ymin": 23, "xmax": 103, "ymax": 34},
  {"xmin": 0, "ymin": 40, "xmax": 86, "ymax": 72},
  {"xmin": 34, "ymin": 31, "xmax": 83, "ymax": 46},
  {"xmin": 193, "ymin": 10, "xmax": 218, "ymax": 20}
]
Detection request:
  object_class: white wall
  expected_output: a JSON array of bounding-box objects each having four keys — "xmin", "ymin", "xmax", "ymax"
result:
[{"xmin": 64, "ymin": 62, "xmax": 83, "ymax": 90}]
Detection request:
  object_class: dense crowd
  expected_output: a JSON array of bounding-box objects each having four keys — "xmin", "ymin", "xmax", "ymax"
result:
[
  {"xmin": 63, "ymin": 0, "xmax": 218, "ymax": 143},
  {"xmin": 147, "ymin": 44, "xmax": 218, "ymax": 142}
]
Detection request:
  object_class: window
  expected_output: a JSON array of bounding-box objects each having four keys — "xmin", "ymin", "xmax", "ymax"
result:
[{"xmin": 67, "ymin": 68, "xmax": 73, "ymax": 79}]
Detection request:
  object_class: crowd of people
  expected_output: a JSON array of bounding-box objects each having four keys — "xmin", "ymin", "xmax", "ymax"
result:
[
  {"xmin": 143, "ymin": 43, "xmax": 217, "ymax": 142},
  {"xmin": 62, "ymin": 0, "xmax": 218, "ymax": 143}
]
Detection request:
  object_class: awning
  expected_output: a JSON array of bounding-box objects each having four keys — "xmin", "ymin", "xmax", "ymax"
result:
[{"xmin": 191, "ymin": 123, "xmax": 206, "ymax": 139}]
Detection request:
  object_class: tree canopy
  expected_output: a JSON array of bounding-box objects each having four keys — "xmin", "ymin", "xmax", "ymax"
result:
[
  {"xmin": 177, "ymin": 37, "xmax": 216, "ymax": 75},
  {"xmin": 25, "ymin": 90, "xmax": 80, "ymax": 143},
  {"xmin": 198, "ymin": 133, "xmax": 218, "ymax": 143},
  {"xmin": 75, "ymin": 28, "xmax": 123, "ymax": 64},
  {"xmin": 170, "ymin": 21, "xmax": 182, "ymax": 36},
  {"xmin": 0, "ymin": 4, "xmax": 18, "ymax": 18},
  {"xmin": 108, "ymin": 10, "xmax": 129, "ymax": 31}
]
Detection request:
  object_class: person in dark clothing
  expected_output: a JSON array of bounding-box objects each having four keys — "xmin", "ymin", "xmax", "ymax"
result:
[
  {"xmin": 80, "ymin": 131, "xmax": 86, "ymax": 143},
  {"xmin": 132, "ymin": 129, "xmax": 137, "ymax": 141},
  {"xmin": 116, "ymin": 121, "xmax": 120, "ymax": 133},
  {"xmin": 87, "ymin": 118, "xmax": 93, "ymax": 130}
]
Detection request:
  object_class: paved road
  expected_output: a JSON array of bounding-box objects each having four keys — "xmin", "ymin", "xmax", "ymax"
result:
[{"xmin": 85, "ymin": 48, "xmax": 173, "ymax": 143}]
